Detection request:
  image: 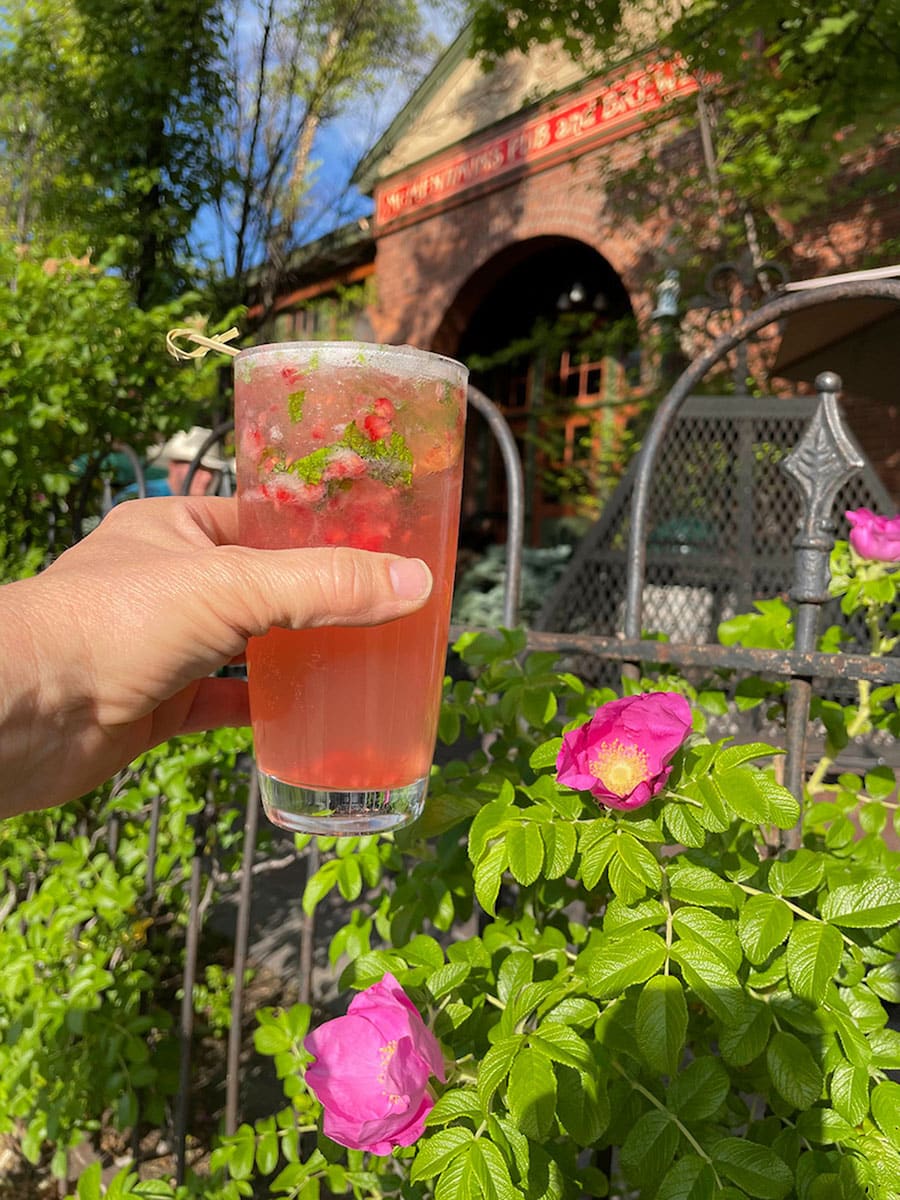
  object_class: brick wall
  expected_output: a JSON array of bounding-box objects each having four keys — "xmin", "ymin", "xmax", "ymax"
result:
[{"xmin": 369, "ymin": 124, "xmax": 671, "ymax": 354}]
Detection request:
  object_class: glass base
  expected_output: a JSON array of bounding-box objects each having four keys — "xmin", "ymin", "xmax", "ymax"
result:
[{"xmin": 258, "ymin": 769, "xmax": 428, "ymax": 836}]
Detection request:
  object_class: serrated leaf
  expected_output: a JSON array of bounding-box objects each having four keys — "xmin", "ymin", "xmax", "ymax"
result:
[
  {"xmin": 656, "ymin": 1155, "xmax": 716, "ymax": 1200},
  {"xmin": 471, "ymin": 1140, "xmax": 519, "ymax": 1200},
  {"xmin": 786, "ymin": 920, "xmax": 843, "ymax": 1004},
  {"xmin": 868, "ymin": 960, "xmax": 900, "ymax": 1003},
  {"xmin": 738, "ymin": 893, "xmax": 793, "ymax": 965},
  {"xmin": 427, "ymin": 1088, "xmax": 483, "ymax": 1127},
  {"xmin": 620, "ymin": 1110, "xmax": 679, "ymax": 1184},
  {"xmin": 507, "ymin": 822, "xmax": 544, "ymax": 886},
  {"xmin": 715, "ymin": 742, "xmax": 782, "ymax": 771},
  {"xmin": 507, "ymin": 1047, "xmax": 556, "ymax": 1139},
  {"xmin": 554, "ymin": 1063, "xmax": 609, "ymax": 1145},
  {"xmin": 529, "ymin": 738, "xmax": 563, "ymax": 770},
  {"xmin": 428, "ymin": 962, "xmax": 471, "ymax": 1000},
  {"xmin": 530, "ymin": 1023, "xmax": 593, "ymax": 1071},
  {"xmin": 587, "ymin": 930, "xmax": 667, "ymax": 999},
  {"xmin": 617, "ymin": 831, "xmax": 662, "ymax": 887},
  {"xmin": 469, "ymin": 795, "xmax": 515, "ymax": 865},
  {"xmin": 670, "ymin": 940, "xmax": 744, "ymax": 1023},
  {"xmin": 711, "ymin": 1138, "xmax": 792, "ymax": 1199},
  {"xmin": 717, "ymin": 767, "xmax": 798, "ymax": 828},
  {"xmin": 672, "ymin": 906, "xmax": 743, "ymax": 972},
  {"xmin": 474, "ymin": 840, "xmax": 509, "ymax": 915},
  {"xmin": 541, "ymin": 821, "xmax": 577, "ymax": 879},
  {"xmin": 830, "ymin": 1061, "xmax": 870, "ymax": 1127},
  {"xmin": 768, "ymin": 849, "xmax": 825, "ymax": 897},
  {"xmin": 669, "ymin": 1056, "xmax": 730, "ymax": 1122},
  {"xmin": 766, "ymin": 1030, "xmax": 823, "ymax": 1109},
  {"xmin": 578, "ymin": 821, "xmax": 616, "ymax": 889},
  {"xmin": 667, "ymin": 863, "xmax": 739, "ymax": 909},
  {"xmin": 636, "ymin": 975, "xmax": 688, "ymax": 1075},
  {"xmin": 872, "ymin": 1080, "xmax": 900, "ymax": 1149},
  {"xmin": 478, "ymin": 1037, "xmax": 523, "ymax": 1111},
  {"xmin": 821, "ymin": 878, "xmax": 900, "ymax": 928},
  {"xmin": 664, "ymin": 802, "xmax": 707, "ymax": 848},
  {"xmin": 410, "ymin": 1127, "xmax": 475, "ymax": 1182}
]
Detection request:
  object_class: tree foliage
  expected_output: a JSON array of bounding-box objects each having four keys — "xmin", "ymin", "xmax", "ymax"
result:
[
  {"xmin": 0, "ymin": 0, "xmax": 229, "ymax": 305},
  {"xmin": 0, "ymin": 241, "xmax": 220, "ymax": 576},
  {"xmin": 465, "ymin": 0, "xmax": 900, "ymax": 233}
]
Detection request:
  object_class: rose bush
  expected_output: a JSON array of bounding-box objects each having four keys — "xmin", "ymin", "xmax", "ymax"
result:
[
  {"xmin": 305, "ymin": 972, "xmax": 445, "ymax": 1153},
  {"xmin": 71, "ymin": 540, "xmax": 900, "ymax": 1200},
  {"xmin": 555, "ymin": 691, "xmax": 692, "ymax": 810},
  {"xmin": 845, "ymin": 507, "xmax": 900, "ymax": 562}
]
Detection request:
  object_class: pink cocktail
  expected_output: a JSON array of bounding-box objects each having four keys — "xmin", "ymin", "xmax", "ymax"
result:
[{"xmin": 234, "ymin": 342, "xmax": 467, "ymax": 834}]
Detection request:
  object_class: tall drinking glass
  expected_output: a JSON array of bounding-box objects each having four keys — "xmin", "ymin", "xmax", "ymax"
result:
[{"xmin": 234, "ymin": 342, "xmax": 467, "ymax": 835}]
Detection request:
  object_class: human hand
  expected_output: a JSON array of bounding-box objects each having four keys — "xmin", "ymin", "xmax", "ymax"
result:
[{"xmin": 0, "ymin": 497, "xmax": 432, "ymax": 816}]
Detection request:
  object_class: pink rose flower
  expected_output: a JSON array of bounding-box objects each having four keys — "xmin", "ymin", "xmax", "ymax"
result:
[
  {"xmin": 845, "ymin": 508, "xmax": 900, "ymax": 562},
  {"xmin": 305, "ymin": 973, "xmax": 445, "ymax": 1154},
  {"xmin": 556, "ymin": 692, "xmax": 693, "ymax": 811}
]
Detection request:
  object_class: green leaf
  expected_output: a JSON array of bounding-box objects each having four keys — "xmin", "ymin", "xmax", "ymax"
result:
[
  {"xmin": 872, "ymin": 1080, "xmax": 900, "ymax": 1149},
  {"xmin": 427, "ymin": 1088, "xmax": 483, "ymax": 1127},
  {"xmin": 715, "ymin": 743, "xmax": 782, "ymax": 771},
  {"xmin": 766, "ymin": 1030, "xmax": 823, "ymax": 1109},
  {"xmin": 664, "ymin": 803, "xmax": 707, "ymax": 848},
  {"xmin": 478, "ymin": 1037, "xmax": 522, "ymax": 1111},
  {"xmin": 530, "ymin": 1023, "xmax": 594, "ymax": 1071},
  {"xmin": 867, "ymin": 960, "xmax": 900, "ymax": 1004},
  {"xmin": 529, "ymin": 738, "xmax": 563, "ymax": 770},
  {"xmin": 507, "ymin": 1046, "xmax": 557, "ymax": 1139},
  {"xmin": 821, "ymin": 878, "xmax": 900, "ymax": 928},
  {"xmin": 620, "ymin": 1110, "xmax": 679, "ymax": 1185},
  {"xmin": 656, "ymin": 1155, "xmax": 716, "ymax": 1200},
  {"xmin": 541, "ymin": 821, "xmax": 577, "ymax": 879},
  {"xmin": 428, "ymin": 962, "xmax": 471, "ymax": 1001},
  {"xmin": 668, "ymin": 1056, "xmax": 730, "ymax": 1122},
  {"xmin": 711, "ymin": 1138, "xmax": 793, "ymax": 1199},
  {"xmin": 672, "ymin": 906, "xmax": 743, "ymax": 972},
  {"xmin": 578, "ymin": 820, "xmax": 616, "ymax": 888},
  {"xmin": 617, "ymin": 832, "xmax": 662, "ymax": 887},
  {"xmin": 471, "ymin": 1139, "xmax": 519, "ymax": 1200},
  {"xmin": 77, "ymin": 1163, "xmax": 102, "ymax": 1200},
  {"xmin": 786, "ymin": 920, "xmax": 843, "ymax": 1004},
  {"xmin": 830, "ymin": 1061, "xmax": 870, "ymax": 1127},
  {"xmin": 865, "ymin": 766, "xmax": 897, "ymax": 800},
  {"xmin": 554, "ymin": 1063, "xmax": 609, "ymax": 1144},
  {"xmin": 667, "ymin": 863, "xmax": 739, "ymax": 909},
  {"xmin": 795, "ymin": 1106, "xmax": 855, "ymax": 1144},
  {"xmin": 587, "ymin": 930, "xmax": 668, "ymax": 999},
  {"xmin": 716, "ymin": 768, "xmax": 799, "ymax": 828},
  {"xmin": 636, "ymin": 975, "xmax": 688, "ymax": 1075},
  {"xmin": 738, "ymin": 894, "xmax": 793, "ymax": 965},
  {"xmin": 768, "ymin": 850, "xmax": 825, "ymax": 897},
  {"xmin": 474, "ymin": 840, "xmax": 509, "ymax": 915},
  {"xmin": 507, "ymin": 822, "xmax": 544, "ymax": 886},
  {"xmin": 718, "ymin": 996, "xmax": 772, "ymax": 1066},
  {"xmin": 670, "ymin": 941, "xmax": 744, "ymax": 1023},
  {"xmin": 410, "ymin": 1127, "xmax": 476, "ymax": 1182}
]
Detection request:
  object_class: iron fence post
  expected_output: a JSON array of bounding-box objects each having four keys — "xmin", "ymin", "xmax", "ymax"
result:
[
  {"xmin": 780, "ymin": 372, "xmax": 863, "ymax": 843},
  {"xmin": 225, "ymin": 770, "xmax": 260, "ymax": 1136}
]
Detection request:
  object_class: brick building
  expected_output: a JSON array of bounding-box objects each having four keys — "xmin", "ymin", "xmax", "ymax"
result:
[{"xmin": 259, "ymin": 25, "xmax": 900, "ymax": 538}]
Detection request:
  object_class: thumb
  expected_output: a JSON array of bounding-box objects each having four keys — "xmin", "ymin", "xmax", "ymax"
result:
[{"xmin": 212, "ymin": 545, "xmax": 434, "ymax": 637}]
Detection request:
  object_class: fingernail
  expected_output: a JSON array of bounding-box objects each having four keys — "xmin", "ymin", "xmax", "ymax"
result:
[{"xmin": 389, "ymin": 558, "xmax": 431, "ymax": 600}]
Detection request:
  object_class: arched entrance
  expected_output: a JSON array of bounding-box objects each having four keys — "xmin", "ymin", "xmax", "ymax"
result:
[{"xmin": 437, "ymin": 237, "xmax": 637, "ymax": 547}]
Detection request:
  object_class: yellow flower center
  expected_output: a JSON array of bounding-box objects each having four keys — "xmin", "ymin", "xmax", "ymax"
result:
[
  {"xmin": 378, "ymin": 1040, "xmax": 402, "ymax": 1104},
  {"xmin": 589, "ymin": 739, "xmax": 650, "ymax": 797}
]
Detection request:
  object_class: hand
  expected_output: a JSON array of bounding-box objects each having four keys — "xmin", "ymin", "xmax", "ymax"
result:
[{"xmin": 0, "ymin": 497, "xmax": 432, "ymax": 817}]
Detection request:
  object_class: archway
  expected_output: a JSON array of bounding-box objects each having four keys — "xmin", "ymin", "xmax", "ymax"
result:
[{"xmin": 439, "ymin": 237, "xmax": 637, "ymax": 550}]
